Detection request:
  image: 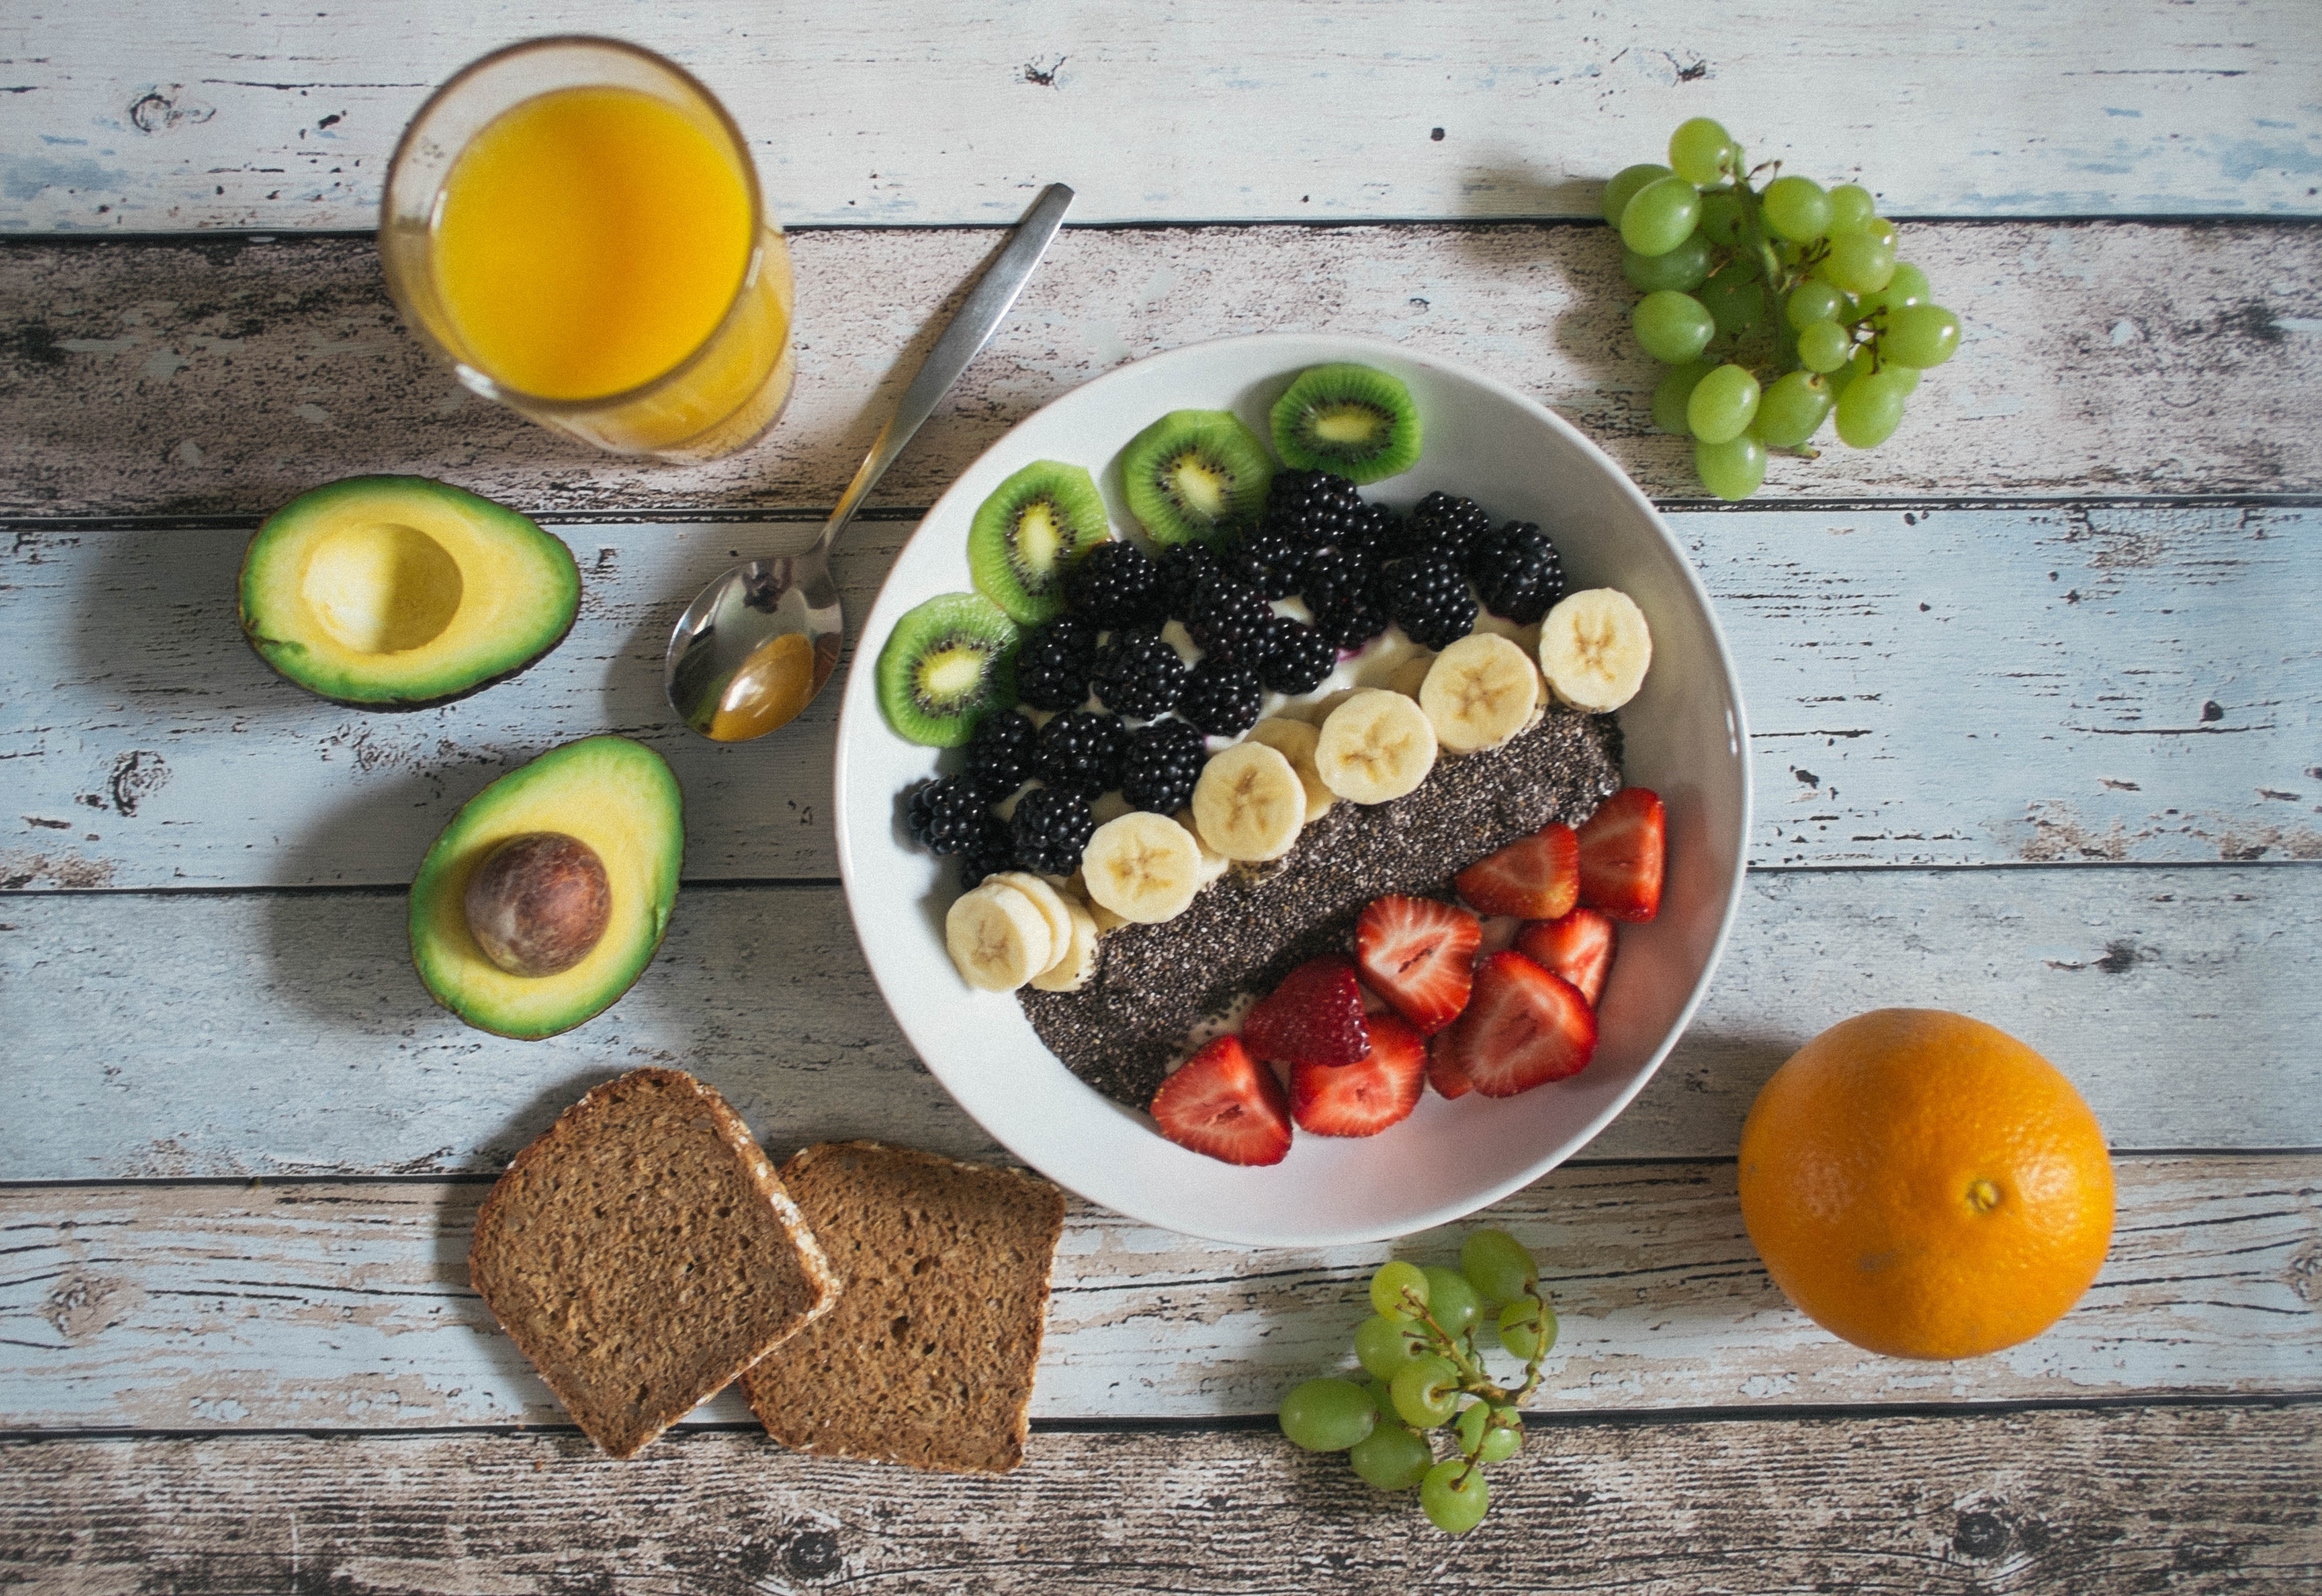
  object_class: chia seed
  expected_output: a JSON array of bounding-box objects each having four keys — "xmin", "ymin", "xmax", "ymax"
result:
[{"xmin": 1019, "ymin": 707, "xmax": 1625, "ymax": 1108}]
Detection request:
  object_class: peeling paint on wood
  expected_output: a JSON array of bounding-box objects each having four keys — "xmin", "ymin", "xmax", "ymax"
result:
[
  {"xmin": 2, "ymin": 224, "xmax": 2317, "ymax": 516},
  {"xmin": 2, "ymin": 868, "xmax": 2313, "ymax": 1178},
  {"xmin": 0, "ymin": 1159, "xmax": 2311, "ymax": 1432},
  {"xmin": 3, "ymin": 1409, "xmax": 2316, "ymax": 1593}
]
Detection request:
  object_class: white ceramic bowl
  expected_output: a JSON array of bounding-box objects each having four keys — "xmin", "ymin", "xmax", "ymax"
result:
[{"xmin": 835, "ymin": 333, "xmax": 1749, "ymax": 1246}]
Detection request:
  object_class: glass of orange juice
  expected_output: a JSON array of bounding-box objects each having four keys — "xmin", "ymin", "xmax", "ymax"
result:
[{"xmin": 381, "ymin": 37, "xmax": 795, "ymax": 462}]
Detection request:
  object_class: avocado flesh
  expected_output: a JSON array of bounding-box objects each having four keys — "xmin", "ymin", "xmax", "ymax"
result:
[
  {"xmin": 409, "ymin": 737, "xmax": 683, "ymax": 1040},
  {"xmin": 240, "ymin": 475, "xmax": 580, "ymax": 707}
]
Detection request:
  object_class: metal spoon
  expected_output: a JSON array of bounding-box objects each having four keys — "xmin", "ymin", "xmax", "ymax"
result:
[{"xmin": 666, "ymin": 182, "xmax": 1076, "ymax": 741}]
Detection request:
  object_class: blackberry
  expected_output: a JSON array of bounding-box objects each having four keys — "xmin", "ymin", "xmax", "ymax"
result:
[
  {"xmin": 1010, "ymin": 785, "xmax": 1096, "ymax": 877},
  {"xmin": 1344, "ymin": 502, "xmax": 1411, "ymax": 563},
  {"xmin": 957, "ymin": 814, "xmax": 1018, "ymax": 891},
  {"xmin": 1387, "ymin": 549, "xmax": 1478, "ymax": 650},
  {"xmin": 1311, "ymin": 592, "xmax": 1391, "ymax": 652},
  {"xmin": 1296, "ymin": 543, "xmax": 1374, "ymax": 617},
  {"xmin": 1036, "ymin": 709, "xmax": 1129, "ymax": 797},
  {"xmin": 1258, "ymin": 468, "xmax": 1371, "ymax": 549},
  {"xmin": 1016, "ymin": 614, "xmax": 1099, "ymax": 711},
  {"xmin": 1178, "ymin": 657, "xmax": 1264, "ymax": 737},
  {"xmin": 1466, "ymin": 519, "xmax": 1567, "ymax": 625},
  {"xmin": 1223, "ymin": 521, "xmax": 1306, "ymax": 599},
  {"xmin": 1186, "ymin": 575, "xmax": 1275, "ymax": 669},
  {"xmin": 1090, "ymin": 629, "xmax": 1187, "ymax": 720},
  {"xmin": 1260, "ymin": 616, "xmax": 1335, "ymax": 695},
  {"xmin": 1155, "ymin": 542, "xmax": 1224, "ymax": 623},
  {"xmin": 1063, "ymin": 540, "xmax": 1166, "ymax": 629},
  {"xmin": 962, "ymin": 709, "xmax": 1039, "ymax": 799},
  {"xmin": 1120, "ymin": 717, "xmax": 1207, "ymax": 814},
  {"xmin": 905, "ymin": 775, "xmax": 990, "ymax": 856},
  {"xmin": 1407, "ymin": 491, "xmax": 1496, "ymax": 563}
]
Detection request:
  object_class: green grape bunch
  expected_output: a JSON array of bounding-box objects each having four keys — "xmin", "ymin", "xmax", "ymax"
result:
[
  {"xmin": 1276, "ymin": 1229, "xmax": 1558, "ymax": 1535},
  {"xmin": 1606, "ymin": 117, "xmax": 1963, "ymax": 499}
]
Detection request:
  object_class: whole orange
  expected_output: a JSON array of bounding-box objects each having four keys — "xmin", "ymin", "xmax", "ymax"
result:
[{"xmin": 1737, "ymin": 1009, "xmax": 2114, "ymax": 1361}]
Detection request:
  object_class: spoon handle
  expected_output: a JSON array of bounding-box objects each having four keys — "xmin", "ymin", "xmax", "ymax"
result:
[{"xmin": 816, "ymin": 182, "xmax": 1075, "ymax": 552}]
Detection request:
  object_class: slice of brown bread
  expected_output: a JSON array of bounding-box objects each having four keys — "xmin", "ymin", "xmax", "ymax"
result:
[
  {"xmin": 468, "ymin": 1067, "xmax": 837, "ymax": 1459},
  {"xmin": 742, "ymin": 1141, "xmax": 1067, "ymax": 1474}
]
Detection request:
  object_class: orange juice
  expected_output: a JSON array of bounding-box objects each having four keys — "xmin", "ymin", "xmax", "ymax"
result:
[{"xmin": 433, "ymin": 85, "xmax": 754, "ymax": 402}]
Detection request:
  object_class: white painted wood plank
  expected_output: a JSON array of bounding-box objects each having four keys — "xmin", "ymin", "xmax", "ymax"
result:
[
  {"xmin": 1, "ymin": 867, "xmax": 2312, "ymax": 1180},
  {"xmin": 3, "ymin": 507, "xmax": 2312, "ymax": 892},
  {"xmin": 5, "ymin": 225, "xmax": 2318, "ymax": 516},
  {"xmin": 5, "ymin": 2, "xmax": 2317, "ymax": 231},
  {"xmin": 0, "ymin": 1157, "xmax": 2310, "ymax": 1432}
]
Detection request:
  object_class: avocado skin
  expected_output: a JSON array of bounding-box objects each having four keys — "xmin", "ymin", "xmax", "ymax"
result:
[
  {"xmin": 408, "ymin": 737, "xmax": 685, "ymax": 1041},
  {"xmin": 239, "ymin": 475, "xmax": 581, "ymax": 709}
]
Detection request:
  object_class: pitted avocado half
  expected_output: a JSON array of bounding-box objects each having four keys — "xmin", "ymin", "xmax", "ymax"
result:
[
  {"xmin": 409, "ymin": 737, "xmax": 683, "ymax": 1040},
  {"xmin": 239, "ymin": 475, "xmax": 579, "ymax": 707}
]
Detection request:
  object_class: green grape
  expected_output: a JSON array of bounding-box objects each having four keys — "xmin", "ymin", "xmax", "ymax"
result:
[
  {"xmin": 1834, "ymin": 369, "xmax": 1912, "ymax": 448},
  {"xmin": 1371, "ymin": 1260, "xmax": 1429, "ymax": 1321},
  {"xmin": 1822, "ymin": 230, "xmax": 1896, "ymax": 295},
  {"xmin": 1456, "ymin": 1402, "xmax": 1525, "ymax": 1463},
  {"xmin": 1495, "ymin": 1296, "xmax": 1558, "ymax": 1360},
  {"xmin": 1632, "ymin": 290, "xmax": 1716, "ymax": 364},
  {"xmin": 1824, "ymin": 353, "xmax": 1858, "ymax": 400},
  {"xmin": 1420, "ymin": 1459, "xmax": 1491, "ymax": 1534},
  {"xmin": 1698, "ymin": 272, "xmax": 1768, "ymax": 337},
  {"xmin": 1420, "ymin": 1265, "xmax": 1482, "ymax": 1338},
  {"xmin": 1600, "ymin": 162, "xmax": 1674, "ymax": 227},
  {"xmin": 1619, "ymin": 176, "xmax": 1701, "ymax": 257},
  {"xmin": 1761, "ymin": 174, "xmax": 1832, "ymax": 243},
  {"xmin": 1349, "ymin": 1422, "xmax": 1434, "ymax": 1491},
  {"xmin": 1696, "ymin": 189, "xmax": 1746, "ymax": 247},
  {"xmin": 1686, "ymin": 362, "xmax": 1759, "ymax": 444},
  {"xmin": 1796, "ymin": 319, "xmax": 1853, "ymax": 373},
  {"xmin": 1390, "ymin": 1354, "xmax": 1462, "ymax": 1429},
  {"xmin": 1850, "ymin": 347, "xmax": 1921, "ymax": 393},
  {"xmin": 1862, "ymin": 215, "xmax": 1901, "ymax": 252},
  {"xmin": 1458, "ymin": 1229, "xmax": 1539, "ymax": 1306},
  {"xmin": 1785, "ymin": 279, "xmax": 1847, "ymax": 331},
  {"xmin": 1279, "ymin": 1378, "xmax": 1377, "ymax": 1452},
  {"xmin": 1857, "ymin": 260, "xmax": 1930, "ymax": 318},
  {"xmin": 1826, "ymin": 183, "xmax": 1876, "ymax": 234},
  {"xmin": 1882, "ymin": 303, "xmax": 1961, "ymax": 367},
  {"xmin": 1622, "ymin": 231, "xmax": 1712, "ymax": 293},
  {"xmin": 1366, "ymin": 1378, "xmax": 1398, "ymax": 1420},
  {"xmin": 1668, "ymin": 117, "xmax": 1736, "ymax": 186},
  {"xmin": 1651, "ymin": 360, "xmax": 1714, "ymax": 435},
  {"xmin": 1696, "ymin": 432, "xmax": 1767, "ymax": 500},
  {"xmin": 1355, "ymin": 1314, "xmax": 1429, "ymax": 1379},
  {"xmin": 1753, "ymin": 370, "xmax": 1834, "ymax": 448}
]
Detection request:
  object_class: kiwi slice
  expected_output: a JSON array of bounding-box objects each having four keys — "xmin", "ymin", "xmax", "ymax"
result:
[
  {"xmin": 1119, "ymin": 410, "xmax": 1275, "ymax": 546},
  {"xmin": 1269, "ymin": 363, "xmax": 1423, "ymax": 484},
  {"xmin": 875, "ymin": 592, "xmax": 1022, "ymax": 748},
  {"xmin": 969, "ymin": 460, "xmax": 1111, "ymax": 626}
]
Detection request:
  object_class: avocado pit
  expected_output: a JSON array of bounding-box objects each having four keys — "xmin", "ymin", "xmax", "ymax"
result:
[{"xmin": 464, "ymin": 832, "xmax": 612, "ymax": 977}]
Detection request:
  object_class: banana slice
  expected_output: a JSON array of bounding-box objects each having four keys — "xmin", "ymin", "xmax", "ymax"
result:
[
  {"xmin": 990, "ymin": 872, "xmax": 1076, "ymax": 960},
  {"xmin": 1243, "ymin": 717, "xmax": 1336, "ymax": 825},
  {"xmin": 944, "ymin": 882, "xmax": 1056, "ymax": 992},
  {"xmin": 1082, "ymin": 811, "xmax": 1204, "ymax": 924},
  {"xmin": 1387, "ymin": 651, "xmax": 1436, "ymax": 700},
  {"xmin": 1192, "ymin": 742, "xmax": 1305, "ymax": 861},
  {"xmin": 1539, "ymin": 588, "xmax": 1652, "ymax": 713},
  {"xmin": 1420, "ymin": 632, "xmax": 1544, "ymax": 754},
  {"xmin": 1174, "ymin": 809, "xmax": 1234, "ymax": 885},
  {"xmin": 1299, "ymin": 687, "xmax": 1362, "ymax": 726},
  {"xmin": 1028, "ymin": 893, "xmax": 1102, "ymax": 992},
  {"xmin": 1315, "ymin": 688, "xmax": 1438, "ymax": 803}
]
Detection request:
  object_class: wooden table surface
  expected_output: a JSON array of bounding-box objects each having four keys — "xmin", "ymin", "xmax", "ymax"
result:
[{"xmin": 4, "ymin": 4, "xmax": 2318, "ymax": 1590}]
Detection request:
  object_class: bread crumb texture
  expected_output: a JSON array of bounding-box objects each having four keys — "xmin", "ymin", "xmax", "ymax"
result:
[
  {"xmin": 744, "ymin": 1141, "xmax": 1068, "ymax": 1475},
  {"xmin": 468, "ymin": 1067, "xmax": 837, "ymax": 1459}
]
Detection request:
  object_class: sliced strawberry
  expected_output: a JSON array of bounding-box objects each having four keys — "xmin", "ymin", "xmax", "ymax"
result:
[
  {"xmin": 1576, "ymin": 786, "xmax": 1666, "ymax": 923},
  {"xmin": 1436, "ymin": 951, "xmax": 1598, "ymax": 1097},
  {"xmin": 1453, "ymin": 822, "xmax": 1580, "ymax": 920},
  {"xmin": 1426, "ymin": 1029, "xmax": 1475, "ymax": 1100},
  {"xmin": 1515, "ymin": 907, "xmax": 1618, "ymax": 1008},
  {"xmin": 1150, "ymin": 1035, "xmax": 1294, "ymax": 1166},
  {"xmin": 1355, "ymin": 895, "xmax": 1482, "ymax": 1036},
  {"xmin": 1291, "ymin": 1012, "xmax": 1427, "ymax": 1136},
  {"xmin": 1243, "ymin": 953, "xmax": 1371, "ymax": 1067}
]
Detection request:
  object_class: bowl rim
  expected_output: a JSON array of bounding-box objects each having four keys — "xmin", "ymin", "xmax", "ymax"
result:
[{"xmin": 832, "ymin": 330, "xmax": 1752, "ymax": 1245}]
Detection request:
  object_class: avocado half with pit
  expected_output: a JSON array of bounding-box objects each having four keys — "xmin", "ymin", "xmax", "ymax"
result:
[
  {"xmin": 239, "ymin": 475, "xmax": 580, "ymax": 708},
  {"xmin": 409, "ymin": 736, "xmax": 683, "ymax": 1040}
]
